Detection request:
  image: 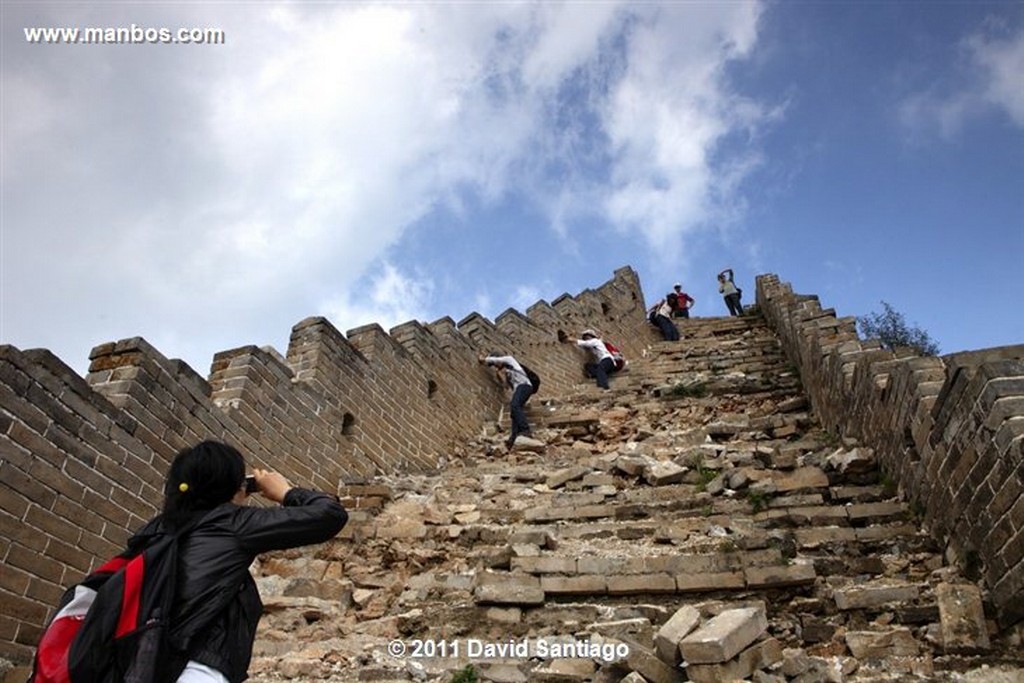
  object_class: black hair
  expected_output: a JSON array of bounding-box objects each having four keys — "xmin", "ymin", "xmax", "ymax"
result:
[{"xmin": 162, "ymin": 440, "xmax": 246, "ymax": 525}]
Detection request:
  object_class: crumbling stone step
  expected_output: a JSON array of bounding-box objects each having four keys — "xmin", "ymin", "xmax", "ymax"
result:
[
  {"xmin": 477, "ymin": 549, "xmax": 818, "ymax": 600},
  {"xmin": 793, "ymin": 523, "xmax": 920, "ymax": 548},
  {"xmin": 754, "ymin": 500, "xmax": 908, "ymax": 528},
  {"xmin": 533, "ymin": 563, "xmax": 814, "ymax": 598}
]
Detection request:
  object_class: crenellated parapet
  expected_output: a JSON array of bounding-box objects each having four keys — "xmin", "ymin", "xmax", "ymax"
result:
[
  {"xmin": 0, "ymin": 266, "xmax": 650, "ymax": 664},
  {"xmin": 757, "ymin": 273, "xmax": 1024, "ymax": 628}
]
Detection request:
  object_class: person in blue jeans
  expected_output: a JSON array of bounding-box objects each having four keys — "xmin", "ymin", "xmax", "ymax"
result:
[
  {"xmin": 568, "ymin": 329, "xmax": 618, "ymax": 390},
  {"xmin": 718, "ymin": 268, "xmax": 744, "ymax": 316},
  {"xmin": 648, "ymin": 299, "xmax": 680, "ymax": 341},
  {"xmin": 479, "ymin": 353, "xmax": 535, "ymax": 448}
]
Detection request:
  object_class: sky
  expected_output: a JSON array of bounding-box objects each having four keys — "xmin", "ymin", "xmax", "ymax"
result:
[{"xmin": 2, "ymin": 1, "xmax": 1022, "ymax": 377}]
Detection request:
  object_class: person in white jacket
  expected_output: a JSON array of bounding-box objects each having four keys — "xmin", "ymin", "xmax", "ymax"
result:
[
  {"xmin": 648, "ymin": 299, "xmax": 680, "ymax": 341},
  {"xmin": 570, "ymin": 329, "xmax": 617, "ymax": 390}
]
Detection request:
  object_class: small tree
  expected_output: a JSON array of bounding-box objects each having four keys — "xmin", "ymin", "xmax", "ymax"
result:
[{"xmin": 858, "ymin": 301, "xmax": 940, "ymax": 356}]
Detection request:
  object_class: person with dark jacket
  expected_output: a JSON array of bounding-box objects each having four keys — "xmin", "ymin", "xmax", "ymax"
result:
[{"xmin": 137, "ymin": 440, "xmax": 347, "ymax": 683}]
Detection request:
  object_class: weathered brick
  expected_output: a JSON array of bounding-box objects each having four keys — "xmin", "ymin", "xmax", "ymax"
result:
[
  {"xmin": 540, "ymin": 575, "xmax": 607, "ymax": 595},
  {"xmin": 845, "ymin": 628, "xmax": 920, "ymax": 658},
  {"xmin": 744, "ymin": 561, "xmax": 816, "ymax": 588},
  {"xmin": 678, "ymin": 604, "xmax": 768, "ymax": 664},
  {"xmin": 685, "ymin": 637, "xmax": 783, "ymax": 683},
  {"xmin": 654, "ymin": 605, "xmax": 700, "ymax": 665},
  {"xmin": 624, "ymin": 640, "xmax": 685, "ymax": 683},
  {"xmin": 674, "ymin": 571, "xmax": 745, "ymax": 593},
  {"xmin": 936, "ymin": 583, "xmax": 990, "ymax": 653},
  {"xmin": 834, "ymin": 583, "xmax": 921, "ymax": 610},
  {"xmin": 473, "ymin": 576, "xmax": 544, "ymax": 606},
  {"xmin": 510, "ymin": 556, "xmax": 576, "ymax": 574},
  {"xmin": 606, "ymin": 574, "xmax": 675, "ymax": 594}
]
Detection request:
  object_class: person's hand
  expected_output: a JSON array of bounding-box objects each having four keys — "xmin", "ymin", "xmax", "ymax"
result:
[{"xmin": 251, "ymin": 468, "xmax": 292, "ymax": 504}]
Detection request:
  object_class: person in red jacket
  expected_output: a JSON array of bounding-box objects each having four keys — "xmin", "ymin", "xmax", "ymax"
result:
[{"xmin": 669, "ymin": 283, "xmax": 695, "ymax": 318}]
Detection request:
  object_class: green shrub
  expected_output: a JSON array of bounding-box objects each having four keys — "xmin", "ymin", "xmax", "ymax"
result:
[
  {"xmin": 451, "ymin": 665, "xmax": 479, "ymax": 683},
  {"xmin": 665, "ymin": 382, "xmax": 707, "ymax": 399}
]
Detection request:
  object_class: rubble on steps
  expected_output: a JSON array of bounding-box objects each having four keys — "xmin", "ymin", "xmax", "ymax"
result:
[{"xmin": 245, "ymin": 314, "xmax": 1024, "ymax": 683}]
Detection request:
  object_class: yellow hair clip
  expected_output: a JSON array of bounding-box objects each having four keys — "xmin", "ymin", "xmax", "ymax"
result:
[{"xmin": 178, "ymin": 482, "xmax": 189, "ymax": 493}]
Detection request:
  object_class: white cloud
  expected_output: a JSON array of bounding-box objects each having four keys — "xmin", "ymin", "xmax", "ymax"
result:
[
  {"xmin": 321, "ymin": 262, "xmax": 434, "ymax": 334},
  {"xmin": 2, "ymin": 1, "xmax": 771, "ymax": 372},
  {"xmin": 970, "ymin": 29, "xmax": 1024, "ymax": 126},
  {"xmin": 602, "ymin": 3, "xmax": 768, "ymax": 250},
  {"xmin": 899, "ymin": 25, "xmax": 1024, "ymax": 137}
]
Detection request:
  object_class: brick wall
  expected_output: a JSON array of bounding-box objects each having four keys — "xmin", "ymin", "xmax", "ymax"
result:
[
  {"xmin": 0, "ymin": 267, "xmax": 649, "ymax": 664},
  {"xmin": 756, "ymin": 274, "xmax": 1024, "ymax": 628}
]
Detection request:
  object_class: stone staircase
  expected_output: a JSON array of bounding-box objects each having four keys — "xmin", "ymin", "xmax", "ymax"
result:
[{"xmin": 244, "ymin": 313, "xmax": 1024, "ymax": 682}]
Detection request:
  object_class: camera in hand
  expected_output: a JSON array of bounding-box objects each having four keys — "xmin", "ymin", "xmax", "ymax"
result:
[{"xmin": 244, "ymin": 475, "xmax": 258, "ymax": 494}]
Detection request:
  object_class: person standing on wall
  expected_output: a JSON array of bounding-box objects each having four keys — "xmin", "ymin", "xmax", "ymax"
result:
[
  {"xmin": 717, "ymin": 268, "xmax": 744, "ymax": 316},
  {"xmin": 670, "ymin": 283, "xmax": 695, "ymax": 318},
  {"xmin": 479, "ymin": 352, "xmax": 537, "ymax": 449},
  {"xmin": 648, "ymin": 298, "xmax": 680, "ymax": 341}
]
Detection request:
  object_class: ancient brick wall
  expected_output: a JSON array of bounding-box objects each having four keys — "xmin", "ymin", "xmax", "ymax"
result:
[
  {"xmin": 756, "ymin": 273, "xmax": 1024, "ymax": 628},
  {"xmin": 0, "ymin": 266, "xmax": 649, "ymax": 665}
]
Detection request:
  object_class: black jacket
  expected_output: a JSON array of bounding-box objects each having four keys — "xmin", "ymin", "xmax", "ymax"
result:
[{"xmin": 131, "ymin": 488, "xmax": 347, "ymax": 682}]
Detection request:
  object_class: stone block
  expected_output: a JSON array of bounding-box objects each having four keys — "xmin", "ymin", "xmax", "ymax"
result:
[
  {"xmin": 473, "ymin": 576, "xmax": 544, "ymax": 606},
  {"xmin": 679, "ymin": 604, "xmax": 768, "ymax": 664},
  {"xmin": 590, "ymin": 617, "xmax": 653, "ymax": 644},
  {"xmin": 833, "ymin": 583, "xmax": 920, "ymax": 610},
  {"xmin": 846, "ymin": 501, "xmax": 907, "ymax": 522},
  {"xmin": 625, "ymin": 641, "xmax": 685, "ymax": 683},
  {"xmin": 508, "ymin": 529, "xmax": 556, "ymax": 548},
  {"xmin": 826, "ymin": 447, "xmax": 876, "ymax": 474},
  {"xmin": 510, "ymin": 556, "xmax": 577, "ymax": 574},
  {"xmin": 794, "ymin": 526, "xmax": 857, "ymax": 548},
  {"xmin": 486, "ymin": 607, "xmax": 522, "ymax": 624},
  {"xmin": 674, "ymin": 571, "xmax": 745, "ymax": 593},
  {"xmin": 744, "ymin": 561, "xmax": 816, "ymax": 588},
  {"xmin": 854, "ymin": 524, "xmax": 919, "ymax": 542},
  {"xmin": 685, "ymin": 637, "xmax": 783, "ymax": 683},
  {"xmin": 578, "ymin": 556, "xmax": 631, "ymax": 575},
  {"xmin": 546, "ymin": 466, "xmax": 591, "ymax": 489},
  {"xmin": 845, "ymin": 628, "xmax": 920, "ymax": 658},
  {"xmin": 936, "ymin": 583, "xmax": 990, "ymax": 653},
  {"xmin": 512, "ymin": 435, "xmax": 546, "ymax": 453},
  {"xmin": 654, "ymin": 605, "xmax": 701, "ymax": 665},
  {"xmin": 511, "ymin": 543, "xmax": 540, "ymax": 557},
  {"xmin": 607, "ymin": 574, "xmax": 676, "ymax": 594},
  {"xmin": 582, "ymin": 473, "xmax": 615, "ymax": 487},
  {"xmin": 615, "ymin": 455, "xmax": 654, "ymax": 476},
  {"xmin": 540, "ymin": 575, "xmax": 607, "ymax": 595},
  {"xmin": 374, "ymin": 519, "xmax": 428, "ymax": 539},
  {"xmin": 772, "ymin": 467, "xmax": 829, "ymax": 492},
  {"xmin": 532, "ymin": 658, "xmax": 597, "ymax": 681},
  {"xmin": 643, "ymin": 461, "xmax": 687, "ymax": 486}
]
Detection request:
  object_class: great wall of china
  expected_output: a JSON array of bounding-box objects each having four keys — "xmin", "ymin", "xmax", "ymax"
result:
[{"xmin": 1, "ymin": 267, "xmax": 1022, "ymax": 681}]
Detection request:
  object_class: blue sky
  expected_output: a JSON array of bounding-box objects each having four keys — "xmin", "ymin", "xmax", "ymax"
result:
[{"xmin": 2, "ymin": 1, "xmax": 1022, "ymax": 376}]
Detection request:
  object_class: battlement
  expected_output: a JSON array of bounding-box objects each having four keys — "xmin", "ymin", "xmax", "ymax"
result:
[
  {"xmin": 1, "ymin": 267, "xmax": 1022, "ymax": 668},
  {"xmin": 757, "ymin": 273, "xmax": 1024, "ymax": 628},
  {"xmin": 0, "ymin": 267, "xmax": 650, "ymax": 664}
]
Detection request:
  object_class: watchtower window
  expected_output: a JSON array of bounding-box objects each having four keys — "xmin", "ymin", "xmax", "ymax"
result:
[{"xmin": 342, "ymin": 412, "xmax": 356, "ymax": 436}]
